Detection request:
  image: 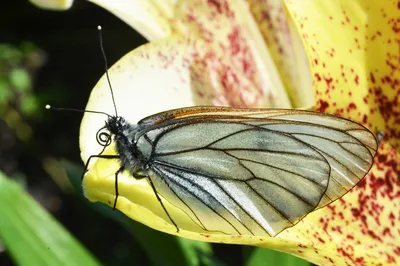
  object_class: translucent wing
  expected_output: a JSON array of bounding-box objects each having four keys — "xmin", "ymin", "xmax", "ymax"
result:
[{"xmin": 136, "ymin": 107, "xmax": 377, "ymax": 236}]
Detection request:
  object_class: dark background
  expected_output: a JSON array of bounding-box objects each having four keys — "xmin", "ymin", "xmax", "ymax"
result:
[{"xmin": 0, "ymin": 1, "xmax": 245, "ymax": 265}]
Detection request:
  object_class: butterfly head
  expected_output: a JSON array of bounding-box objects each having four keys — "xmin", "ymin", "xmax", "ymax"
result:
[
  {"xmin": 105, "ymin": 115, "xmax": 125, "ymax": 136},
  {"xmin": 103, "ymin": 115, "xmax": 140, "ymax": 145},
  {"xmin": 95, "ymin": 116, "xmax": 126, "ymax": 148}
]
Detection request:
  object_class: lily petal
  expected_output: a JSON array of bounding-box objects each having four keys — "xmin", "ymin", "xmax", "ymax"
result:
[
  {"xmin": 88, "ymin": 0, "xmax": 296, "ymax": 108},
  {"xmin": 87, "ymin": 0, "xmax": 171, "ymax": 41},
  {"xmin": 285, "ymin": 0, "xmax": 400, "ymax": 149},
  {"xmin": 277, "ymin": 0, "xmax": 400, "ymax": 265},
  {"xmin": 247, "ymin": 0, "xmax": 313, "ymax": 108},
  {"xmin": 29, "ymin": 0, "xmax": 73, "ymax": 10}
]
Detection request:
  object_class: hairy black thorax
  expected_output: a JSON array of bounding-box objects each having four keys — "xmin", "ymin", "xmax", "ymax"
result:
[{"xmin": 105, "ymin": 116, "xmax": 148, "ymax": 176}]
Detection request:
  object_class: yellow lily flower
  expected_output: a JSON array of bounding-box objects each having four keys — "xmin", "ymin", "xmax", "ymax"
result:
[{"xmin": 34, "ymin": 0, "xmax": 400, "ymax": 265}]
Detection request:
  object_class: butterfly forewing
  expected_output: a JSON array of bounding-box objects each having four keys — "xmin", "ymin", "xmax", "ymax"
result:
[{"xmin": 136, "ymin": 107, "xmax": 377, "ymax": 236}]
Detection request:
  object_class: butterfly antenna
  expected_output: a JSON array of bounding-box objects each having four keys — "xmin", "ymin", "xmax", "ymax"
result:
[
  {"xmin": 45, "ymin": 105, "xmax": 112, "ymax": 118},
  {"xmin": 97, "ymin": 25, "xmax": 118, "ymax": 117}
]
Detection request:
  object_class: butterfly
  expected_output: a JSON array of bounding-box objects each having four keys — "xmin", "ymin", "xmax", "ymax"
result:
[{"xmin": 85, "ymin": 106, "xmax": 378, "ymax": 237}]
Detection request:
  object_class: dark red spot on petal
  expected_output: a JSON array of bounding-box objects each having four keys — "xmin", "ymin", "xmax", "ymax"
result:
[{"xmin": 317, "ymin": 99, "xmax": 330, "ymax": 112}]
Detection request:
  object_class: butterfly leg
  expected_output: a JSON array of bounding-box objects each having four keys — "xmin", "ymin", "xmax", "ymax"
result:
[
  {"xmin": 112, "ymin": 166, "xmax": 124, "ymax": 210},
  {"xmin": 148, "ymin": 177, "xmax": 180, "ymax": 233},
  {"xmin": 135, "ymin": 172, "xmax": 179, "ymax": 233}
]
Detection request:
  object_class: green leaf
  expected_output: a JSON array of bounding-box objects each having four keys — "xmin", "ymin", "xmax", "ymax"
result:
[
  {"xmin": 245, "ymin": 247, "xmax": 311, "ymax": 266},
  {"xmin": 64, "ymin": 161, "xmax": 216, "ymax": 266},
  {"xmin": 0, "ymin": 44, "xmax": 22, "ymax": 64},
  {"xmin": 0, "ymin": 172, "xmax": 101, "ymax": 266},
  {"xmin": 176, "ymin": 237, "xmax": 218, "ymax": 266},
  {"xmin": 20, "ymin": 95, "xmax": 39, "ymax": 116},
  {"xmin": 10, "ymin": 68, "xmax": 31, "ymax": 92},
  {"xmin": 0, "ymin": 77, "xmax": 11, "ymax": 105}
]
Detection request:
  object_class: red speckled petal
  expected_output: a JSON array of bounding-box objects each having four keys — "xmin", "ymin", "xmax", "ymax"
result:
[
  {"xmin": 279, "ymin": 1, "xmax": 400, "ymax": 265},
  {"xmin": 88, "ymin": 0, "xmax": 314, "ymax": 108},
  {"xmin": 286, "ymin": 0, "xmax": 400, "ymax": 150},
  {"xmin": 169, "ymin": 1, "xmax": 291, "ymax": 107},
  {"xmin": 247, "ymin": 0, "xmax": 313, "ymax": 108}
]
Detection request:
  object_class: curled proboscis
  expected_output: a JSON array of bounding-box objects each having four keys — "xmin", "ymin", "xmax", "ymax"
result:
[{"xmin": 96, "ymin": 126, "xmax": 111, "ymax": 147}]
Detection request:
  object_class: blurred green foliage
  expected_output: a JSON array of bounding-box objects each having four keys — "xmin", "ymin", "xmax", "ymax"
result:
[
  {"xmin": 0, "ymin": 42, "xmax": 44, "ymax": 144},
  {"xmin": 0, "ymin": 43, "xmax": 42, "ymax": 118}
]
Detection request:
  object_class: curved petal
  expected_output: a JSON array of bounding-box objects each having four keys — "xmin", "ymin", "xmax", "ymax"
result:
[
  {"xmin": 170, "ymin": 0, "xmax": 293, "ymax": 108},
  {"xmin": 247, "ymin": 0, "xmax": 313, "ymax": 108},
  {"xmin": 88, "ymin": 0, "xmax": 293, "ymax": 108},
  {"xmin": 281, "ymin": 0, "xmax": 400, "ymax": 265},
  {"xmin": 87, "ymin": 0, "xmax": 171, "ymax": 41},
  {"xmin": 29, "ymin": 0, "xmax": 73, "ymax": 10}
]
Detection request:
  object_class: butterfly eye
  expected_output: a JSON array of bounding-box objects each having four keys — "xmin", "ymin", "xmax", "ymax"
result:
[{"xmin": 96, "ymin": 127, "xmax": 112, "ymax": 147}]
